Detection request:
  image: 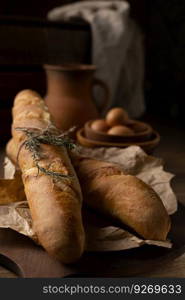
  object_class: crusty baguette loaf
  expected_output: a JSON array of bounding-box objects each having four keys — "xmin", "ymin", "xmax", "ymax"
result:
[
  {"xmin": 9, "ymin": 89, "xmax": 85, "ymax": 263},
  {"xmin": 72, "ymin": 156, "xmax": 171, "ymax": 241}
]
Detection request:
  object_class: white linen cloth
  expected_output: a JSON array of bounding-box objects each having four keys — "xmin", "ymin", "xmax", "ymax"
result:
[{"xmin": 48, "ymin": 1, "xmax": 145, "ymax": 118}]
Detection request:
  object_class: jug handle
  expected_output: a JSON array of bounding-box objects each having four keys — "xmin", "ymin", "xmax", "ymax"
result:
[{"xmin": 92, "ymin": 78, "xmax": 110, "ymax": 115}]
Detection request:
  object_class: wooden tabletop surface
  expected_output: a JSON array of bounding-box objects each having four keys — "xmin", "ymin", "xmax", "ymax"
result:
[{"xmin": 0, "ymin": 116, "xmax": 185, "ymax": 278}]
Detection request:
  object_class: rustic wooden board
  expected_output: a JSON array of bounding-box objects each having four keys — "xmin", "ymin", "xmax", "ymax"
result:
[{"xmin": 0, "ymin": 204, "xmax": 184, "ymax": 278}]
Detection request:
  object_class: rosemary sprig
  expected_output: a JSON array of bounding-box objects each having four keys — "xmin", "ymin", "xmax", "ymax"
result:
[{"xmin": 16, "ymin": 126, "xmax": 76, "ymax": 180}]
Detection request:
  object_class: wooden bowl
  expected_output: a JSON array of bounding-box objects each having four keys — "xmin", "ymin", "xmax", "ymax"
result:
[
  {"xmin": 84, "ymin": 120, "xmax": 153, "ymax": 143},
  {"xmin": 77, "ymin": 128, "xmax": 160, "ymax": 154}
]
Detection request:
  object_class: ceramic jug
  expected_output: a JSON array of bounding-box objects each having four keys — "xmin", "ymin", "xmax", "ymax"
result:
[{"xmin": 44, "ymin": 64, "xmax": 110, "ymax": 131}]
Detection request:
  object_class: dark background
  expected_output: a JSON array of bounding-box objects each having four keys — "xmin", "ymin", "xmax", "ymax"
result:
[
  {"xmin": 0, "ymin": 0, "xmax": 185, "ymax": 144},
  {"xmin": 0, "ymin": 0, "xmax": 145, "ymax": 21}
]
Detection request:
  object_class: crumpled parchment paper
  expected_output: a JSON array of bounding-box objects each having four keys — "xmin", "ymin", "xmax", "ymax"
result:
[{"xmin": 0, "ymin": 146, "xmax": 176, "ymax": 251}]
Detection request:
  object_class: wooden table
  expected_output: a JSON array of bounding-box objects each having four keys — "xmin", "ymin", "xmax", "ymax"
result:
[{"xmin": 0, "ymin": 116, "xmax": 185, "ymax": 277}]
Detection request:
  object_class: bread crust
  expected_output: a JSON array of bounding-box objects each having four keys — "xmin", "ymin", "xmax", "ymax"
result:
[
  {"xmin": 10, "ymin": 90, "xmax": 85, "ymax": 263},
  {"xmin": 72, "ymin": 157, "xmax": 171, "ymax": 241}
]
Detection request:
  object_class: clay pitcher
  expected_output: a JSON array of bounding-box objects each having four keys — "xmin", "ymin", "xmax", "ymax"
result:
[{"xmin": 44, "ymin": 64, "xmax": 109, "ymax": 131}]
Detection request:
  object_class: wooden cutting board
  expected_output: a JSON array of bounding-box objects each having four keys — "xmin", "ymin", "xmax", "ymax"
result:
[{"xmin": 0, "ymin": 204, "xmax": 185, "ymax": 278}]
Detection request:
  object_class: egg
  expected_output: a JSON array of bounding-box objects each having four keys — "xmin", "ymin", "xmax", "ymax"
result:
[
  {"xmin": 108, "ymin": 125, "xmax": 134, "ymax": 136},
  {"xmin": 106, "ymin": 107, "xmax": 129, "ymax": 127},
  {"xmin": 91, "ymin": 119, "xmax": 109, "ymax": 132}
]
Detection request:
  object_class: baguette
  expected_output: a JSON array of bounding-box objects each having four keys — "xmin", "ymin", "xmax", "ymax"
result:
[
  {"xmin": 72, "ymin": 156, "xmax": 171, "ymax": 241},
  {"xmin": 9, "ymin": 90, "xmax": 85, "ymax": 264}
]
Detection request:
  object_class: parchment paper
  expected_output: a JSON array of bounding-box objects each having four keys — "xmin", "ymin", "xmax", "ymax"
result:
[{"xmin": 0, "ymin": 146, "xmax": 176, "ymax": 251}]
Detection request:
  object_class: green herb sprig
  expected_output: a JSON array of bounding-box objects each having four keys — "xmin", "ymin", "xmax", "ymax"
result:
[{"xmin": 15, "ymin": 126, "xmax": 76, "ymax": 180}]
